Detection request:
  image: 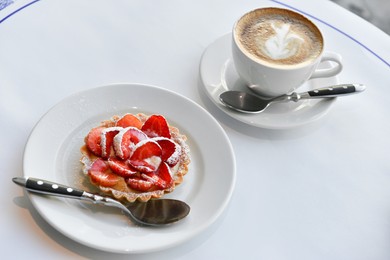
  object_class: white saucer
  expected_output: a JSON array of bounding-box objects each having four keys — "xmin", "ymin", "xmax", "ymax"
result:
[{"xmin": 199, "ymin": 34, "xmax": 339, "ymax": 129}]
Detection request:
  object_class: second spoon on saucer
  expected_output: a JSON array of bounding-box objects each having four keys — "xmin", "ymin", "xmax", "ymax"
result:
[{"xmin": 219, "ymin": 83, "xmax": 366, "ymax": 113}]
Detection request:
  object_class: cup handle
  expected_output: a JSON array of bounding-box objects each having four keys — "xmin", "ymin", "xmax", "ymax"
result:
[{"xmin": 310, "ymin": 52, "xmax": 343, "ymax": 79}]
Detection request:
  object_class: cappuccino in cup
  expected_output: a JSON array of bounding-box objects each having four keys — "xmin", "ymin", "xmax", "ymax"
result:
[
  {"xmin": 232, "ymin": 7, "xmax": 342, "ymax": 97},
  {"xmin": 235, "ymin": 8, "xmax": 323, "ymax": 67}
]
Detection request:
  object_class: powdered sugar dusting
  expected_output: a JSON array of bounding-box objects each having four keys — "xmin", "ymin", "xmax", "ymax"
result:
[
  {"xmin": 113, "ymin": 127, "xmax": 147, "ymax": 159},
  {"xmin": 101, "ymin": 127, "xmax": 122, "ymax": 158},
  {"xmin": 152, "ymin": 136, "xmax": 182, "ymax": 166}
]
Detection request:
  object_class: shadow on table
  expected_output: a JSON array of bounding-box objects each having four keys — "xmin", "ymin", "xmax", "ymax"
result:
[{"xmin": 13, "ymin": 189, "xmax": 231, "ymax": 259}]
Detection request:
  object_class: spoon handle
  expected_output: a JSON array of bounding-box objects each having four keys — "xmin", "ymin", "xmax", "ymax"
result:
[
  {"xmin": 305, "ymin": 84, "xmax": 365, "ymax": 98},
  {"xmin": 13, "ymin": 177, "xmax": 85, "ymax": 197},
  {"xmin": 12, "ymin": 177, "xmax": 109, "ymax": 204}
]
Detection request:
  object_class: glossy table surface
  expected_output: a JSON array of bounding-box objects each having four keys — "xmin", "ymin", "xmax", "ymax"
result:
[{"xmin": 1, "ymin": 0, "xmax": 390, "ymax": 259}]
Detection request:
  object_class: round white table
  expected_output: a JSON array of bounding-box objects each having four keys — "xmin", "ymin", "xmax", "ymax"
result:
[{"xmin": 1, "ymin": 0, "xmax": 390, "ymax": 259}]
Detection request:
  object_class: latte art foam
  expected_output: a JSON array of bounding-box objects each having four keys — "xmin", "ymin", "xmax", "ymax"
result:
[
  {"xmin": 235, "ymin": 8, "xmax": 323, "ymax": 66},
  {"xmin": 260, "ymin": 23, "xmax": 304, "ymax": 60}
]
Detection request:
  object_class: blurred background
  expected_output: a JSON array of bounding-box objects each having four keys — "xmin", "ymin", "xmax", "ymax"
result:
[
  {"xmin": 330, "ymin": 0, "xmax": 390, "ymax": 35},
  {"xmin": 1, "ymin": 1, "xmax": 389, "ymax": 35}
]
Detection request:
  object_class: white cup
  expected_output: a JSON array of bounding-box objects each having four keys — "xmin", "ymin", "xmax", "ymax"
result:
[{"xmin": 232, "ymin": 7, "xmax": 343, "ymax": 97}]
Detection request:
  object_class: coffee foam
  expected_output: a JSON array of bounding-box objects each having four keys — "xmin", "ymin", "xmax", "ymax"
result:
[{"xmin": 235, "ymin": 8, "xmax": 323, "ymax": 67}]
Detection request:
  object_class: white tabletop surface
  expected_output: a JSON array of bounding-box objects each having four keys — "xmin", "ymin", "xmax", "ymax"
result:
[{"xmin": 1, "ymin": 0, "xmax": 390, "ymax": 259}]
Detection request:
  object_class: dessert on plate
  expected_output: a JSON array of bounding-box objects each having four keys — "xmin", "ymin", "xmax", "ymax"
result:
[{"xmin": 80, "ymin": 113, "xmax": 190, "ymax": 202}]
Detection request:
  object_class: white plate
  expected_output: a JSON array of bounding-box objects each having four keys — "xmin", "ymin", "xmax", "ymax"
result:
[
  {"xmin": 23, "ymin": 83, "xmax": 236, "ymax": 254},
  {"xmin": 199, "ymin": 33, "xmax": 339, "ymax": 129}
]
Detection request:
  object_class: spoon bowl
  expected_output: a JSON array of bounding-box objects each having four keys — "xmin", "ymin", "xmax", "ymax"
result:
[
  {"xmin": 12, "ymin": 177, "xmax": 190, "ymax": 226},
  {"xmin": 219, "ymin": 91, "xmax": 278, "ymax": 113}
]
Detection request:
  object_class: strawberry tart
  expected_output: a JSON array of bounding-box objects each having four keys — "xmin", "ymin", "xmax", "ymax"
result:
[{"xmin": 80, "ymin": 113, "xmax": 190, "ymax": 202}]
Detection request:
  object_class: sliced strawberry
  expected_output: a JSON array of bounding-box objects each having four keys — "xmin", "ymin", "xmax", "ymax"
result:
[
  {"xmin": 107, "ymin": 157, "xmax": 137, "ymax": 177},
  {"xmin": 153, "ymin": 137, "xmax": 181, "ymax": 166},
  {"xmin": 116, "ymin": 114, "xmax": 142, "ymax": 129},
  {"xmin": 101, "ymin": 127, "xmax": 121, "ymax": 158},
  {"xmin": 88, "ymin": 158, "xmax": 120, "ymax": 187},
  {"xmin": 85, "ymin": 127, "xmax": 104, "ymax": 156},
  {"xmin": 126, "ymin": 177, "xmax": 154, "ymax": 192},
  {"xmin": 113, "ymin": 127, "xmax": 148, "ymax": 159},
  {"xmin": 141, "ymin": 115, "xmax": 171, "ymax": 138},
  {"xmin": 129, "ymin": 139, "xmax": 162, "ymax": 173},
  {"xmin": 143, "ymin": 162, "xmax": 173, "ymax": 189}
]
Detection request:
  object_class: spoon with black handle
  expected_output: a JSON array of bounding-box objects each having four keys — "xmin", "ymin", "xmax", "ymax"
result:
[
  {"xmin": 13, "ymin": 177, "xmax": 190, "ymax": 226},
  {"xmin": 219, "ymin": 83, "xmax": 366, "ymax": 113}
]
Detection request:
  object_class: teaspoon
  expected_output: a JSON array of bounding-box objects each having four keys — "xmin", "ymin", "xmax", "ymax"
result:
[
  {"xmin": 219, "ymin": 83, "xmax": 366, "ymax": 113},
  {"xmin": 12, "ymin": 177, "xmax": 190, "ymax": 226}
]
